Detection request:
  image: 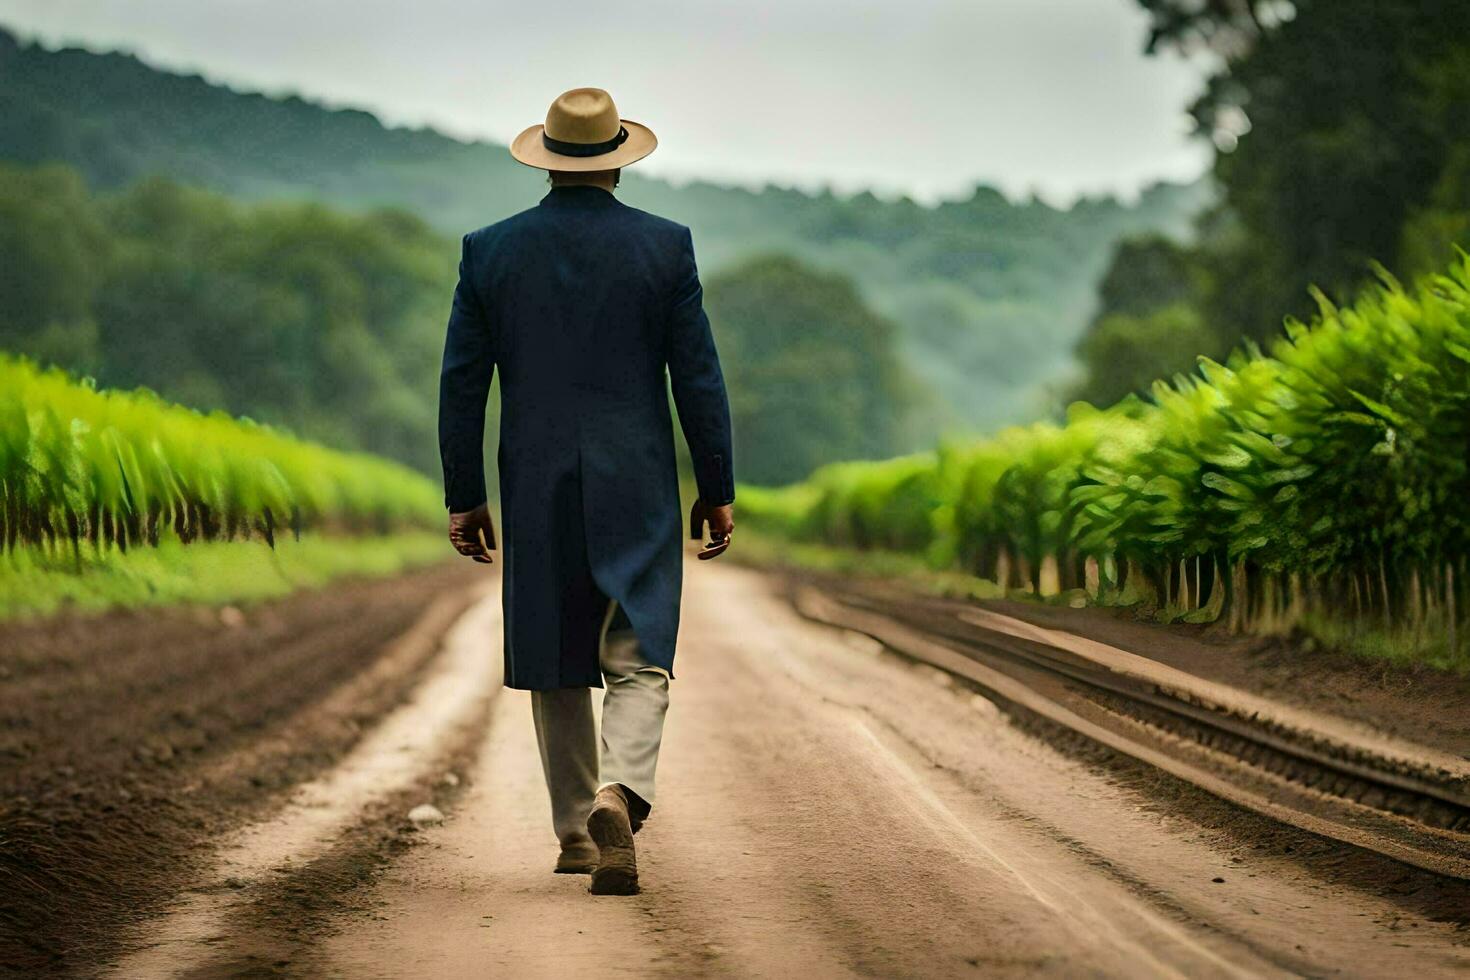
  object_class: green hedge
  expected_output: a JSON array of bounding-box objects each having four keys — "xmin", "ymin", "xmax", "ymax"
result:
[
  {"xmin": 1, "ymin": 355, "xmax": 442, "ymax": 554},
  {"xmin": 745, "ymin": 256, "xmax": 1470, "ymax": 662}
]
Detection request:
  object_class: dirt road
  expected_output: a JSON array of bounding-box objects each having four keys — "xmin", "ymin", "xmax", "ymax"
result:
[
  {"xmin": 81, "ymin": 560, "xmax": 1467, "ymax": 979},
  {"xmin": 0, "ymin": 561, "xmax": 485, "ymax": 975}
]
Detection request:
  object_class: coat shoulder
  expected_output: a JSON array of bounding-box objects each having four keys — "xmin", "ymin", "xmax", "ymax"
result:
[
  {"xmin": 460, "ymin": 200, "xmax": 691, "ymax": 261},
  {"xmin": 616, "ymin": 204, "xmax": 691, "ymax": 246},
  {"xmin": 462, "ymin": 205, "xmax": 540, "ymax": 254}
]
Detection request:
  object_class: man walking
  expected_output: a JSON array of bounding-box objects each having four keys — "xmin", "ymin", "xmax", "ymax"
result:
[{"xmin": 437, "ymin": 88, "xmax": 735, "ymax": 896}]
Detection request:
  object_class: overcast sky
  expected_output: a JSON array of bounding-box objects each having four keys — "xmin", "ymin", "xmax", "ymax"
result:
[{"xmin": 0, "ymin": 0, "xmax": 1212, "ymax": 205}]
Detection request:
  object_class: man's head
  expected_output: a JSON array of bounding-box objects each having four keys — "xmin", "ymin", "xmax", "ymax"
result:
[{"xmin": 510, "ymin": 88, "xmax": 656, "ymax": 175}]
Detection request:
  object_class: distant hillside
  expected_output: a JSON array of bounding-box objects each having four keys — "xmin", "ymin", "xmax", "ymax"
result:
[
  {"xmin": 1, "ymin": 164, "xmax": 920, "ymax": 485},
  {"xmin": 0, "ymin": 26, "xmax": 1209, "ymax": 440}
]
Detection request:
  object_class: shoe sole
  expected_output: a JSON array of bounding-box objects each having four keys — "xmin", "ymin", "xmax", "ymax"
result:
[{"xmin": 586, "ymin": 805, "xmax": 638, "ymax": 896}]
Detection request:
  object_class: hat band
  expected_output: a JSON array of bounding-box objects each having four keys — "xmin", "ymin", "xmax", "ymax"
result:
[{"xmin": 542, "ymin": 125, "xmax": 629, "ymax": 158}]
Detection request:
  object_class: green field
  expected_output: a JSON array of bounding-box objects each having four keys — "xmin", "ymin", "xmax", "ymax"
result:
[
  {"xmin": 1, "ymin": 355, "xmax": 449, "ymax": 619},
  {"xmin": 1, "ymin": 355, "xmax": 440, "ymax": 554}
]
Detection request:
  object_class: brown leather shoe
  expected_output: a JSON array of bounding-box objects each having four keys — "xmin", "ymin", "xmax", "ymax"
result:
[
  {"xmin": 586, "ymin": 785, "xmax": 638, "ymax": 895},
  {"xmin": 555, "ymin": 838, "xmax": 599, "ymax": 875}
]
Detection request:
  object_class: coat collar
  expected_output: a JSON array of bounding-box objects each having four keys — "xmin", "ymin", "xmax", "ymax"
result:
[{"xmin": 539, "ymin": 185, "xmax": 620, "ymax": 208}]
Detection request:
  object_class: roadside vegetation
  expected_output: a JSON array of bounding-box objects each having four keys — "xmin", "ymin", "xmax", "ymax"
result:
[
  {"xmin": 0, "ymin": 531, "xmax": 445, "ymax": 619},
  {"xmin": 0, "ymin": 356, "xmax": 446, "ymax": 618},
  {"xmin": 744, "ymin": 257, "xmax": 1470, "ymax": 670},
  {"xmin": 1074, "ymin": 2, "xmax": 1470, "ymax": 408},
  {"xmin": 745, "ymin": 2, "xmax": 1470, "ymax": 672}
]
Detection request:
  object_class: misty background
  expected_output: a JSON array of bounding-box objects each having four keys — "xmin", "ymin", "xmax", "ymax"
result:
[
  {"xmin": 0, "ymin": 0, "xmax": 1210, "ymax": 203},
  {"xmin": 3, "ymin": 2, "xmax": 1463, "ymax": 489}
]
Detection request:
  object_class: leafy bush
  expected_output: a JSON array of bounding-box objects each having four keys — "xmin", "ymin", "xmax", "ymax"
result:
[
  {"xmin": 0, "ymin": 356, "xmax": 441, "ymax": 556},
  {"xmin": 745, "ymin": 256, "xmax": 1470, "ymax": 664}
]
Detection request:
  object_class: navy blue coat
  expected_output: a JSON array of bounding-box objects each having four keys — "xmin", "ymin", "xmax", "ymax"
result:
[{"xmin": 438, "ymin": 184, "xmax": 735, "ymax": 690}]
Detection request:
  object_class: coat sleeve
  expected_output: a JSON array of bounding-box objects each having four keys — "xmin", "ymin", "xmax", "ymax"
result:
[
  {"xmin": 667, "ymin": 226, "xmax": 736, "ymax": 506},
  {"xmin": 438, "ymin": 233, "xmax": 496, "ymax": 512}
]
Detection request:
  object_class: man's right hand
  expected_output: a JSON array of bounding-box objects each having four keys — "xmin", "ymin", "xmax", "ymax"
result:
[{"xmin": 689, "ymin": 500, "xmax": 734, "ymax": 559}]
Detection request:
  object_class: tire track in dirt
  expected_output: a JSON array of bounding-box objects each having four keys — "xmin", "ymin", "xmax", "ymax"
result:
[
  {"xmin": 621, "ymin": 567, "xmax": 1270, "ymax": 978},
  {"xmin": 0, "ymin": 561, "xmax": 482, "ymax": 975},
  {"xmin": 102, "ymin": 589, "xmax": 506, "ymax": 978}
]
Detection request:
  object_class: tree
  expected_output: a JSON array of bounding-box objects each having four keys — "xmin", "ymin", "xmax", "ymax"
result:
[
  {"xmin": 1139, "ymin": 1, "xmax": 1470, "ymax": 337},
  {"xmin": 0, "ymin": 163, "xmax": 458, "ymax": 474},
  {"xmin": 1091, "ymin": 235, "xmax": 1200, "ymax": 320},
  {"xmin": 1073, "ymin": 304, "xmax": 1216, "ymax": 408},
  {"xmin": 1071, "ymin": 235, "xmax": 1222, "ymax": 407},
  {"xmin": 704, "ymin": 255, "xmax": 916, "ymax": 485},
  {"xmin": 1072, "ymin": 0, "xmax": 1470, "ymax": 402},
  {"xmin": 0, "ymin": 163, "xmax": 108, "ymax": 369}
]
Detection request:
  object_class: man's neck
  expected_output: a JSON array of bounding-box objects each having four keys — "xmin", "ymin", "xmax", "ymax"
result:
[{"xmin": 550, "ymin": 173, "xmax": 617, "ymax": 193}]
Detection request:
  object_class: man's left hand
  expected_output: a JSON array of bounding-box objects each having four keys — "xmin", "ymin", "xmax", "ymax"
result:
[{"xmin": 448, "ymin": 503, "xmax": 497, "ymax": 564}]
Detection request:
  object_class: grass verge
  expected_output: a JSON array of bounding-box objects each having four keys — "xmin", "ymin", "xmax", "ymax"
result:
[
  {"xmin": 733, "ymin": 529, "xmax": 1004, "ymax": 602},
  {"xmin": 736, "ymin": 530, "xmax": 1468, "ymax": 674},
  {"xmin": 0, "ymin": 531, "xmax": 450, "ymax": 620}
]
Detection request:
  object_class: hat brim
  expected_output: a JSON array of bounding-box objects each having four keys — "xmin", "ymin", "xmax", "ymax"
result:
[{"xmin": 509, "ymin": 119, "xmax": 657, "ymax": 172}]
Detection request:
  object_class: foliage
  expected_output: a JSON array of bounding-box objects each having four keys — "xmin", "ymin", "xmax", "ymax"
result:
[
  {"xmin": 0, "ymin": 26, "xmax": 1207, "ymax": 439},
  {"xmin": 0, "ymin": 163, "xmax": 925, "ymax": 488},
  {"xmin": 1142, "ymin": 0, "xmax": 1470, "ymax": 335},
  {"xmin": 1402, "ymin": 143, "xmax": 1470, "ymax": 279},
  {"xmin": 1075, "ymin": 2, "xmax": 1470, "ymax": 403},
  {"xmin": 1071, "ymin": 234, "xmax": 1218, "ymax": 406},
  {"xmin": 705, "ymin": 254, "xmax": 917, "ymax": 484},
  {"xmin": 1135, "ymin": 0, "xmax": 1286, "ymax": 56},
  {"xmin": 1074, "ymin": 303, "xmax": 1218, "ymax": 407},
  {"xmin": 0, "ymin": 162, "xmax": 457, "ymax": 474},
  {"xmin": 1090, "ymin": 235, "xmax": 1201, "ymax": 321},
  {"xmin": 0, "ymin": 355, "xmax": 442, "ymax": 558},
  {"xmin": 0, "ymin": 164, "xmax": 107, "ymax": 346},
  {"xmin": 744, "ymin": 255, "xmax": 1470, "ymax": 667}
]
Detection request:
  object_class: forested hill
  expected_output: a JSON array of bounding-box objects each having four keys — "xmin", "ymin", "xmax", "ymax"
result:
[{"xmin": 0, "ymin": 26, "xmax": 1208, "ymax": 437}]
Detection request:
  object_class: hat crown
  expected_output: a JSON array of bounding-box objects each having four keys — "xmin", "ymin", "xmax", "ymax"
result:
[{"xmin": 544, "ymin": 88, "xmax": 622, "ymax": 145}]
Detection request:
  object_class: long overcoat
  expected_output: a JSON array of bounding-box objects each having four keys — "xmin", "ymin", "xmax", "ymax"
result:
[{"xmin": 438, "ymin": 184, "xmax": 735, "ymax": 690}]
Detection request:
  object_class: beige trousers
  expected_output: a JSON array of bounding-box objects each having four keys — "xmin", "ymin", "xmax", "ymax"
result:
[{"xmin": 530, "ymin": 601, "xmax": 670, "ymax": 848}]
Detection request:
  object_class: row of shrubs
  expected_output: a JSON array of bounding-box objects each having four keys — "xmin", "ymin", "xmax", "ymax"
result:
[
  {"xmin": 1, "ymin": 356, "xmax": 442, "ymax": 555},
  {"xmin": 743, "ymin": 256, "xmax": 1470, "ymax": 664}
]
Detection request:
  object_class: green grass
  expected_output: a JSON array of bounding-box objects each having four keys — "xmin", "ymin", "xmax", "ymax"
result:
[
  {"xmin": 739, "ymin": 529, "xmax": 1470, "ymax": 674},
  {"xmin": 734, "ymin": 528, "xmax": 1005, "ymax": 603},
  {"xmin": 0, "ymin": 531, "xmax": 451, "ymax": 621},
  {"xmin": 1294, "ymin": 612, "xmax": 1469, "ymax": 674}
]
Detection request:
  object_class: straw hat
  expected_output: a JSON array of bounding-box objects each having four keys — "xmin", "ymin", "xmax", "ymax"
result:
[{"xmin": 509, "ymin": 88, "xmax": 657, "ymax": 171}]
